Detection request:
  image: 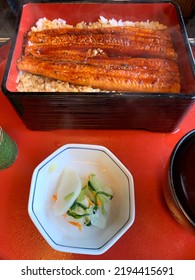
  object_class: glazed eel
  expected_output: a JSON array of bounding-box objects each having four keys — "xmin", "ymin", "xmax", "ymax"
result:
[{"xmin": 17, "ymin": 25, "xmax": 180, "ymax": 93}]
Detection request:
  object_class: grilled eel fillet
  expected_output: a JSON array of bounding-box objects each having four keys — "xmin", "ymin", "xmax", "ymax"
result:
[
  {"xmin": 24, "ymin": 26, "xmax": 176, "ymax": 60},
  {"xmin": 17, "ymin": 25, "xmax": 180, "ymax": 92},
  {"xmin": 17, "ymin": 55, "xmax": 180, "ymax": 93}
]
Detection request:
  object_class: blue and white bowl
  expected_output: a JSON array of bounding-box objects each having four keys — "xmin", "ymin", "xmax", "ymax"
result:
[{"xmin": 28, "ymin": 144, "xmax": 135, "ymax": 255}]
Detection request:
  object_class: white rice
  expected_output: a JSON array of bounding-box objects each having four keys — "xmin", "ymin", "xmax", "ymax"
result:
[{"xmin": 31, "ymin": 16, "xmax": 166, "ymax": 31}]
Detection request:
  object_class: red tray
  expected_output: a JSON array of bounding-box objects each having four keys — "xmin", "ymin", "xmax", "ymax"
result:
[{"xmin": 0, "ymin": 42, "xmax": 195, "ymax": 260}]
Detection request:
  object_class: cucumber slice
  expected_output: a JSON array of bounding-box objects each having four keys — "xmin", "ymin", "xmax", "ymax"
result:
[{"xmin": 88, "ymin": 173, "xmax": 102, "ymax": 191}]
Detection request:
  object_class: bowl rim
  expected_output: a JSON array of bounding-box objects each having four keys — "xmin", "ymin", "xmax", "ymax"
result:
[
  {"xmin": 28, "ymin": 143, "xmax": 135, "ymax": 254},
  {"xmin": 169, "ymin": 130, "xmax": 195, "ymax": 228}
]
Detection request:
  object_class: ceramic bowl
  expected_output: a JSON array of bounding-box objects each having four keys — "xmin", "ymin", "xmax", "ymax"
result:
[{"xmin": 28, "ymin": 143, "xmax": 135, "ymax": 254}]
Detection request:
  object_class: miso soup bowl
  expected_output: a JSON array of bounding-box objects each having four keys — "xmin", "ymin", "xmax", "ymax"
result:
[{"xmin": 164, "ymin": 130, "xmax": 195, "ymax": 233}]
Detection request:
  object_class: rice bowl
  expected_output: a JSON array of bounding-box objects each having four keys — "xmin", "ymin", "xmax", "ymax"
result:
[{"xmin": 2, "ymin": 1, "xmax": 194, "ymax": 132}]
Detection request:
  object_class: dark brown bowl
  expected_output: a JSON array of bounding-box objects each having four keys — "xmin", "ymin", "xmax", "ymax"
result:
[
  {"xmin": 165, "ymin": 130, "xmax": 195, "ymax": 233},
  {"xmin": 1, "ymin": 0, "xmax": 195, "ymax": 131}
]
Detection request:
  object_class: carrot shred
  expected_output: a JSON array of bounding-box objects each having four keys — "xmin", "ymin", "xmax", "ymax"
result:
[
  {"xmin": 97, "ymin": 197, "xmax": 102, "ymax": 206},
  {"xmin": 52, "ymin": 194, "xmax": 57, "ymax": 202},
  {"xmin": 68, "ymin": 221, "xmax": 82, "ymax": 231}
]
